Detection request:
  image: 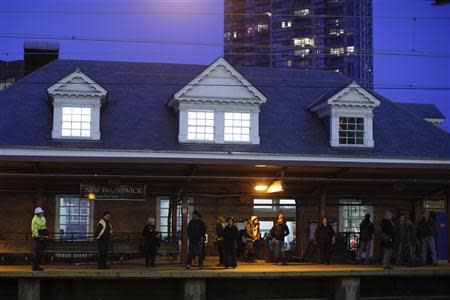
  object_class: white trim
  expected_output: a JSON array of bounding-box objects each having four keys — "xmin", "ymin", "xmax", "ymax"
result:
[
  {"xmin": 1, "ymin": 147, "xmax": 450, "ymax": 166},
  {"xmin": 424, "ymin": 118, "xmax": 445, "ymax": 125},
  {"xmin": 54, "ymin": 195, "xmax": 95, "ymax": 234}
]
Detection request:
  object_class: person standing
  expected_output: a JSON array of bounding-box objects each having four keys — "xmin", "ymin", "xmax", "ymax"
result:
[
  {"xmin": 380, "ymin": 211, "xmax": 395, "ymax": 269},
  {"xmin": 95, "ymin": 211, "xmax": 113, "ymax": 270},
  {"xmin": 142, "ymin": 217, "xmax": 160, "ymax": 268},
  {"xmin": 395, "ymin": 215, "xmax": 408, "ymax": 265},
  {"xmin": 417, "ymin": 211, "xmax": 438, "ymax": 266},
  {"xmin": 186, "ymin": 211, "xmax": 206, "ymax": 269},
  {"xmin": 270, "ymin": 213, "xmax": 290, "ymax": 265},
  {"xmin": 223, "ymin": 217, "xmax": 238, "ymax": 269},
  {"xmin": 245, "ymin": 216, "xmax": 261, "ymax": 262},
  {"xmin": 314, "ymin": 216, "xmax": 335, "ymax": 264},
  {"xmin": 405, "ymin": 216, "xmax": 417, "ymax": 266},
  {"xmin": 215, "ymin": 216, "xmax": 225, "ymax": 267},
  {"xmin": 357, "ymin": 214, "xmax": 374, "ymax": 264},
  {"xmin": 31, "ymin": 207, "xmax": 48, "ymax": 271}
]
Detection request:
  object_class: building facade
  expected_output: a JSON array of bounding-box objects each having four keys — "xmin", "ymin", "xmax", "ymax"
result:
[
  {"xmin": 0, "ymin": 57, "xmax": 449, "ymax": 263},
  {"xmin": 224, "ymin": 0, "xmax": 373, "ymax": 87}
]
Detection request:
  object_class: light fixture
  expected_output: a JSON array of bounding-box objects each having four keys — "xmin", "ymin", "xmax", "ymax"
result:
[
  {"xmin": 254, "ymin": 182, "xmax": 268, "ymax": 191},
  {"xmin": 267, "ymin": 180, "xmax": 283, "ymax": 193},
  {"xmin": 87, "ymin": 192, "xmax": 96, "ymax": 200}
]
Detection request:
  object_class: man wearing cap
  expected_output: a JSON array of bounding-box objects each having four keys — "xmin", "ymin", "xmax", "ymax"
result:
[
  {"xmin": 186, "ymin": 211, "xmax": 206, "ymax": 269},
  {"xmin": 31, "ymin": 207, "xmax": 48, "ymax": 271},
  {"xmin": 95, "ymin": 211, "xmax": 113, "ymax": 269}
]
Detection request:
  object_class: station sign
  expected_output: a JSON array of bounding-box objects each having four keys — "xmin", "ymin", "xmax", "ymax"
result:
[{"xmin": 80, "ymin": 184, "xmax": 147, "ymax": 201}]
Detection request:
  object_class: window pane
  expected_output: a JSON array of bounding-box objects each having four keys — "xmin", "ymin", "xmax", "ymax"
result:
[
  {"xmin": 338, "ymin": 117, "xmax": 364, "ymax": 145},
  {"xmin": 224, "ymin": 112, "xmax": 251, "ymax": 142},
  {"xmin": 187, "ymin": 111, "xmax": 214, "ymax": 141}
]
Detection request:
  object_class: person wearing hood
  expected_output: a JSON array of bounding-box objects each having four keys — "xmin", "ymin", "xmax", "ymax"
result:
[
  {"xmin": 95, "ymin": 211, "xmax": 113, "ymax": 270},
  {"xmin": 314, "ymin": 216, "xmax": 335, "ymax": 264},
  {"xmin": 142, "ymin": 217, "xmax": 161, "ymax": 268},
  {"xmin": 245, "ymin": 215, "xmax": 261, "ymax": 262},
  {"xmin": 31, "ymin": 207, "xmax": 48, "ymax": 271},
  {"xmin": 215, "ymin": 216, "xmax": 225, "ymax": 266},
  {"xmin": 186, "ymin": 210, "xmax": 206, "ymax": 269},
  {"xmin": 270, "ymin": 213, "xmax": 290, "ymax": 265}
]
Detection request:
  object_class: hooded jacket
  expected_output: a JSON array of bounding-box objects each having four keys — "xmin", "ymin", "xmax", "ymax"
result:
[{"xmin": 245, "ymin": 216, "xmax": 261, "ymax": 241}]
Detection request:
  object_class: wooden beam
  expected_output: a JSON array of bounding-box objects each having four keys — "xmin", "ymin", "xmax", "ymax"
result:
[
  {"xmin": 295, "ymin": 199, "xmax": 304, "ymax": 257},
  {"xmin": 181, "ymin": 193, "xmax": 188, "ymax": 265}
]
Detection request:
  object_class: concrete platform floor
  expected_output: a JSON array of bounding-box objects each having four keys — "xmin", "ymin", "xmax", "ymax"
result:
[{"xmin": 1, "ymin": 258, "xmax": 449, "ymax": 279}]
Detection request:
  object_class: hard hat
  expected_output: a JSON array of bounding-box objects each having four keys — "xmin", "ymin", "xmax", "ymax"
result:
[{"xmin": 34, "ymin": 207, "xmax": 44, "ymax": 214}]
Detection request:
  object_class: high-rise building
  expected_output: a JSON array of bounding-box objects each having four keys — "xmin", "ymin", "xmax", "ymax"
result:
[{"xmin": 224, "ymin": 0, "xmax": 373, "ymax": 87}]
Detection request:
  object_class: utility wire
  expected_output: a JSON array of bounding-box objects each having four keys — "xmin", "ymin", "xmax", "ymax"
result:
[{"xmin": 2, "ymin": 10, "xmax": 450, "ymax": 20}]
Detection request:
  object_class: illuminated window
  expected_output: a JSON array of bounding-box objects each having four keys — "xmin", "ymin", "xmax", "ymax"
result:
[
  {"xmin": 61, "ymin": 107, "xmax": 92, "ymax": 137},
  {"xmin": 287, "ymin": 60, "xmax": 292, "ymax": 67},
  {"xmin": 293, "ymin": 37, "xmax": 314, "ymax": 47},
  {"xmin": 330, "ymin": 47, "xmax": 345, "ymax": 56},
  {"xmin": 57, "ymin": 196, "xmax": 92, "ymax": 237},
  {"xmin": 281, "ymin": 21, "xmax": 292, "ymax": 28},
  {"xmin": 347, "ymin": 46, "xmax": 355, "ymax": 54},
  {"xmin": 295, "ymin": 48, "xmax": 310, "ymax": 57},
  {"xmin": 187, "ymin": 111, "xmax": 214, "ymax": 141},
  {"xmin": 233, "ymin": 31, "xmax": 238, "ymax": 38},
  {"xmin": 340, "ymin": 200, "xmax": 370, "ymax": 251},
  {"xmin": 159, "ymin": 197, "xmax": 170, "ymax": 238},
  {"xmin": 330, "ymin": 28, "xmax": 345, "ymax": 36},
  {"xmin": 256, "ymin": 24, "xmax": 269, "ymax": 32},
  {"xmin": 294, "ymin": 9, "xmax": 310, "ymax": 16},
  {"xmin": 224, "ymin": 112, "xmax": 251, "ymax": 142},
  {"xmin": 339, "ymin": 117, "xmax": 364, "ymax": 145},
  {"xmin": 224, "ymin": 32, "xmax": 231, "ymax": 40}
]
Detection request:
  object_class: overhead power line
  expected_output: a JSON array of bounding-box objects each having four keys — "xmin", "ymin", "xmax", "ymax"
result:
[
  {"xmin": 2, "ymin": 10, "xmax": 450, "ymax": 20},
  {"xmin": 2, "ymin": 34, "xmax": 450, "ymax": 59}
]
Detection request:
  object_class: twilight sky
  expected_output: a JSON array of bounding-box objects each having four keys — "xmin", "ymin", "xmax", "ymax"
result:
[{"xmin": 1, "ymin": 0, "xmax": 449, "ymax": 131}]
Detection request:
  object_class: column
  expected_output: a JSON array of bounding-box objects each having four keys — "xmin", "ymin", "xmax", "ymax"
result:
[
  {"xmin": 320, "ymin": 189, "xmax": 327, "ymax": 218},
  {"xmin": 171, "ymin": 198, "xmax": 178, "ymax": 239},
  {"xmin": 182, "ymin": 279, "xmax": 206, "ymax": 300},
  {"xmin": 18, "ymin": 279, "xmax": 40, "ymax": 300},
  {"xmin": 334, "ymin": 277, "xmax": 360, "ymax": 300},
  {"xmin": 295, "ymin": 199, "xmax": 304, "ymax": 257},
  {"xmin": 181, "ymin": 193, "xmax": 188, "ymax": 264}
]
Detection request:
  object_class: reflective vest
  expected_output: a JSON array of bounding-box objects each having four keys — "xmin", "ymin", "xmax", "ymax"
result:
[
  {"xmin": 31, "ymin": 215, "xmax": 47, "ymax": 238},
  {"xmin": 96, "ymin": 218, "xmax": 112, "ymax": 240}
]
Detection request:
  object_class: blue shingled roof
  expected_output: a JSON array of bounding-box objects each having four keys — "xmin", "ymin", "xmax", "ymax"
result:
[
  {"xmin": 0, "ymin": 59, "xmax": 449, "ymax": 159},
  {"xmin": 394, "ymin": 102, "xmax": 446, "ymax": 120}
]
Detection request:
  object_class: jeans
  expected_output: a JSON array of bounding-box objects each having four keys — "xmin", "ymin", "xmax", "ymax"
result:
[
  {"xmin": 187, "ymin": 240, "xmax": 204, "ymax": 267},
  {"xmin": 224, "ymin": 243, "xmax": 237, "ymax": 268},
  {"xmin": 420, "ymin": 236, "xmax": 437, "ymax": 265},
  {"xmin": 396, "ymin": 241, "xmax": 405, "ymax": 265},
  {"xmin": 382, "ymin": 247, "xmax": 393, "ymax": 267},
  {"xmin": 357, "ymin": 240, "xmax": 372, "ymax": 263},
  {"xmin": 272, "ymin": 240, "xmax": 285, "ymax": 263}
]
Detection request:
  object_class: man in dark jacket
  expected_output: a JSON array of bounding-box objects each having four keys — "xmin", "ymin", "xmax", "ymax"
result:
[
  {"xmin": 215, "ymin": 216, "xmax": 225, "ymax": 266},
  {"xmin": 314, "ymin": 216, "xmax": 335, "ymax": 264},
  {"xmin": 405, "ymin": 216, "xmax": 417, "ymax": 266},
  {"xmin": 142, "ymin": 217, "xmax": 160, "ymax": 267},
  {"xmin": 358, "ymin": 213, "xmax": 374, "ymax": 264},
  {"xmin": 223, "ymin": 217, "xmax": 238, "ymax": 268},
  {"xmin": 417, "ymin": 211, "xmax": 437, "ymax": 266},
  {"xmin": 95, "ymin": 211, "xmax": 112, "ymax": 270},
  {"xmin": 186, "ymin": 211, "xmax": 206, "ymax": 269},
  {"xmin": 270, "ymin": 213, "xmax": 290, "ymax": 265},
  {"xmin": 380, "ymin": 211, "xmax": 395, "ymax": 269},
  {"xmin": 395, "ymin": 215, "xmax": 408, "ymax": 265}
]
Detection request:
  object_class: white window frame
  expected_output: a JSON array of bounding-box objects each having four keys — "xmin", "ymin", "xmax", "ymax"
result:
[
  {"xmin": 186, "ymin": 110, "xmax": 215, "ymax": 142},
  {"xmin": 156, "ymin": 196, "xmax": 171, "ymax": 238},
  {"xmin": 55, "ymin": 195, "xmax": 95, "ymax": 235},
  {"xmin": 330, "ymin": 109, "xmax": 374, "ymax": 148},
  {"xmin": 60, "ymin": 106, "xmax": 93, "ymax": 138},
  {"xmin": 338, "ymin": 116, "xmax": 365, "ymax": 146},
  {"xmin": 224, "ymin": 112, "xmax": 252, "ymax": 143}
]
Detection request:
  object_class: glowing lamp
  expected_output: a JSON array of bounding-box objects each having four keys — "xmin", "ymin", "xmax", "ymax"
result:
[
  {"xmin": 267, "ymin": 180, "xmax": 283, "ymax": 193},
  {"xmin": 88, "ymin": 192, "xmax": 96, "ymax": 200},
  {"xmin": 254, "ymin": 183, "xmax": 268, "ymax": 191}
]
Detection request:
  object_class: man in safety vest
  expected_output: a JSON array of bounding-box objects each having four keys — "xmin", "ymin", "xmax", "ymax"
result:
[
  {"xmin": 31, "ymin": 207, "xmax": 48, "ymax": 271},
  {"xmin": 95, "ymin": 211, "xmax": 113, "ymax": 269}
]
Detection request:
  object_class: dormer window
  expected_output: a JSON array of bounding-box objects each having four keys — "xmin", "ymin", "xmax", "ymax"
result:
[
  {"xmin": 61, "ymin": 107, "xmax": 92, "ymax": 138},
  {"xmin": 169, "ymin": 58, "xmax": 266, "ymax": 145},
  {"xmin": 224, "ymin": 112, "xmax": 251, "ymax": 142},
  {"xmin": 338, "ymin": 117, "xmax": 364, "ymax": 145},
  {"xmin": 309, "ymin": 81, "xmax": 380, "ymax": 148},
  {"xmin": 47, "ymin": 68, "xmax": 107, "ymax": 140},
  {"xmin": 187, "ymin": 111, "xmax": 215, "ymax": 141}
]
